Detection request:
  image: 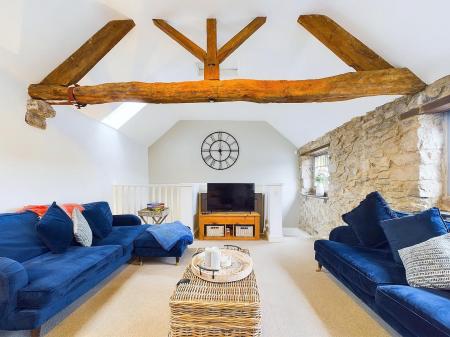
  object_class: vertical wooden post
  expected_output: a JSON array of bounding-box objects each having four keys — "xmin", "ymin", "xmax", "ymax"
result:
[{"xmin": 205, "ymin": 18, "xmax": 219, "ymax": 80}]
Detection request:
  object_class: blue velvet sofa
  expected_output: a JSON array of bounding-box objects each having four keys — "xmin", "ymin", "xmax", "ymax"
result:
[
  {"xmin": 315, "ymin": 225, "xmax": 450, "ymax": 337},
  {"xmin": 0, "ymin": 202, "xmax": 191, "ymax": 336}
]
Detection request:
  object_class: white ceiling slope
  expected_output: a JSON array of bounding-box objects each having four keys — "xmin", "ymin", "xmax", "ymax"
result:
[{"xmin": 2, "ymin": 0, "xmax": 450, "ymax": 147}]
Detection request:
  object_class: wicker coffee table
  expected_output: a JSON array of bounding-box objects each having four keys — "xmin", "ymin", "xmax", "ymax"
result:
[{"xmin": 169, "ymin": 248, "xmax": 261, "ymax": 337}]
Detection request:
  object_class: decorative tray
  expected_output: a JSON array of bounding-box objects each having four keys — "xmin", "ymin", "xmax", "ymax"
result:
[{"xmin": 190, "ymin": 245, "xmax": 253, "ymax": 283}]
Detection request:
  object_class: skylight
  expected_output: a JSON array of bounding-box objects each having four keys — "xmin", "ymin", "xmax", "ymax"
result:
[{"xmin": 102, "ymin": 102, "xmax": 146, "ymax": 129}]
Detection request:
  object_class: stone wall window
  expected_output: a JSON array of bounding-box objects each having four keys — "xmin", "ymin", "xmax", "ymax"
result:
[
  {"xmin": 313, "ymin": 152, "xmax": 330, "ymax": 191},
  {"xmin": 301, "ymin": 147, "xmax": 330, "ymax": 196}
]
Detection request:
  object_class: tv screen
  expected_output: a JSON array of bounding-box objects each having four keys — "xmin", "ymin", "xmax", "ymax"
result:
[{"xmin": 207, "ymin": 183, "xmax": 255, "ymax": 212}]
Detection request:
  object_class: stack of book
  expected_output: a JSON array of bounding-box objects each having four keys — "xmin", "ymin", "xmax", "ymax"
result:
[{"xmin": 147, "ymin": 202, "xmax": 165, "ymax": 211}]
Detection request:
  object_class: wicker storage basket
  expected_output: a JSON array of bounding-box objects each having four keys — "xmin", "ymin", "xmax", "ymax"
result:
[{"xmin": 169, "ymin": 248, "xmax": 261, "ymax": 337}]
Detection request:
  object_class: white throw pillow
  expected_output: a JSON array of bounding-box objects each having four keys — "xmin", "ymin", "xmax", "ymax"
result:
[
  {"xmin": 398, "ymin": 233, "xmax": 450, "ymax": 289},
  {"xmin": 72, "ymin": 208, "xmax": 93, "ymax": 247}
]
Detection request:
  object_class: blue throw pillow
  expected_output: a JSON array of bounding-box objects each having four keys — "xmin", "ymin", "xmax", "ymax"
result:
[
  {"xmin": 82, "ymin": 202, "xmax": 113, "ymax": 239},
  {"xmin": 0, "ymin": 211, "xmax": 49, "ymax": 262},
  {"xmin": 36, "ymin": 202, "xmax": 73, "ymax": 253},
  {"xmin": 342, "ymin": 191, "xmax": 397, "ymax": 247},
  {"xmin": 380, "ymin": 207, "xmax": 449, "ymax": 264}
]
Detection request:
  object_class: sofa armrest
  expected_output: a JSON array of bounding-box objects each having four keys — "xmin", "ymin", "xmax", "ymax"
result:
[
  {"xmin": 112, "ymin": 214, "xmax": 142, "ymax": 227},
  {"xmin": 329, "ymin": 226, "xmax": 360, "ymax": 246},
  {"xmin": 0, "ymin": 258, "xmax": 28, "ymax": 318}
]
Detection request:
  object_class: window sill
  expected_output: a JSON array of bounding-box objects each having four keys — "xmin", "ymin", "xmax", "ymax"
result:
[{"xmin": 301, "ymin": 193, "xmax": 329, "ymax": 201}]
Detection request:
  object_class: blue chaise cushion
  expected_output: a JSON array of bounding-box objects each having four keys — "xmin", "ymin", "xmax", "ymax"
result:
[
  {"xmin": 376, "ymin": 285, "xmax": 450, "ymax": 337},
  {"xmin": 93, "ymin": 225, "xmax": 149, "ymax": 256},
  {"xmin": 17, "ymin": 245, "xmax": 122, "ymax": 309},
  {"xmin": 380, "ymin": 207, "xmax": 448, "ymax": 264},
  {"xmin": 342, "ymin": 191, "xmax": 397, "ymax": 247},
  {"xmin": 146, "ymin": 221, "xmax": 193, "ymax": 251},
  {"xmin": 82, "ymin": 202, "xmax": 113, "ymax": 239},
  {"xmin": 0, "ymin": 211, "xmax": 48, "ymax": 262},
  {"xmin": 36, "ymin": 202, "xmax": 73, "ymax": 253}
]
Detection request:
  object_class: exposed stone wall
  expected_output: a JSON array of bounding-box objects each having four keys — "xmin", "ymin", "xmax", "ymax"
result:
[{"xmin": 298, "ymin": 76, "xmax": 450, "ymax": 237}]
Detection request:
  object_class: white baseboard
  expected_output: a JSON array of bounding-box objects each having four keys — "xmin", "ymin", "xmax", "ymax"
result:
[{"xmin": 282, "ymin": 227, "xmax": 302, "ymax": 237}]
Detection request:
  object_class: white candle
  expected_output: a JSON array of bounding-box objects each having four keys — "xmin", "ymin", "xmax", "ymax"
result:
[
  {"xmin": 204, "ymin": 247, "xmax": 212, "ymax": 268},
  {"xmin": 210, "ymin": 247, "xmax": 221, "ymax": 270}
]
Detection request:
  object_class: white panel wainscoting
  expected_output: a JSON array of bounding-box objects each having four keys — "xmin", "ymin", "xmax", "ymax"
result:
[
  {"xmin": 113, "ymin": 183, "xmax": 283, "ymax": 241},
  {"xmin": 112, "ymin": 184, "xmax": 194, "ymax": 231}
]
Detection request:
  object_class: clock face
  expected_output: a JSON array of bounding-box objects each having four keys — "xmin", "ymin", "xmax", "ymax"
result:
[{"xmin": 201, "ymin": 131, "xmax": 239, "ymax": 170}]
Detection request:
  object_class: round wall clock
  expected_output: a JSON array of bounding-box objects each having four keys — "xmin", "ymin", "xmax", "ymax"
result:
[{"xmin": 201, "ymin": 131, "xmax": 239, "ymax": 170}]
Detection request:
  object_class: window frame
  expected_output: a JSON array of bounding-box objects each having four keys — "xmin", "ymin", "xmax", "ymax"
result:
[
  {"xmin": 300, "ymin": 145, "xmax": 330, "ymax": 198},
  {"xmin": 312, "ymin": 151, "xmax": 330, "ymax": 188}
]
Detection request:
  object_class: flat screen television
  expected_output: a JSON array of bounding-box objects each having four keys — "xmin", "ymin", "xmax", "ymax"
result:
[{"xmin": 207, "ymin": 183, "xmax": 255, "ymax": 212}]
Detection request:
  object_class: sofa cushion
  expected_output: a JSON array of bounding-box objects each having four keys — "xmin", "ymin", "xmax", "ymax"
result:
[
  {"xmin": 82, "ymin": 202, "xmax": 113, "ymax": 239},
  {"xmin": 399, "ymin": 233, "xmax": 450, "ymax": 289},
  {"xmin": 93, "ymin": 225, "xmax": 149, "ymax": 256},
  {"xmin": 17, "ymin": 245, "xmax": 122, "ymax": 309},
  {"xmin": 72, "ymin": 208, "xmax": 92, "ymax": 247},
  {"xmin": 36, "ymin": 202, "xmax": 73, "ymax": 253},
  {"xmin": 342, "ymin": 191, "xmax": 397, "ymax": 248},
  {"xmin": 380, "ymin": 208, "xmax": 448, "ymax": 264},
  {"xmin": 0, "ymin": 211, "xmax": 48, "ymax": 262},
  {"xmin": 315, "ymin": 240, "xmax": 407, "ymax": 297},
  {"xmin": 376, "ymin": 285, "xmax": 450, "ymax": 337}
]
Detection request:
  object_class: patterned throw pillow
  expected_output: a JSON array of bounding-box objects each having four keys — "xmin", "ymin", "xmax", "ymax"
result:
[
  {"xmin": 398, "ymin": 233, "xmax": 450, "ymax": 289},
  {"xmin": 72, "ymin": 208, "xmax": 92, "ymax": 247}
]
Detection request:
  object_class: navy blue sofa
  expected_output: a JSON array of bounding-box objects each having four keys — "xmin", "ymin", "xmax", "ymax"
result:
[
  {"xmin": 315, "ymin": 225, "xmax": 450, "ymax": 337},
  {"xmin": 0, "ymin": 202, "xmax": 192, "ymax": 336}
]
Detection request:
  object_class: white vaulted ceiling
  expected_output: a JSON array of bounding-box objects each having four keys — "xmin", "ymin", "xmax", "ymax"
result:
[{"xmin": 2, "ymin": 0, "xmax": 450, "ymax": 147}]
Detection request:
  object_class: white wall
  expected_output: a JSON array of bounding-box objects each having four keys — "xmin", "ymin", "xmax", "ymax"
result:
[
  {"xmin": 148, "ymin": 120, "xmax": 300, "ymax": 227},
  {"xmin": 0, "ymin": 71, "xmax": 148, "ymax": 212}
]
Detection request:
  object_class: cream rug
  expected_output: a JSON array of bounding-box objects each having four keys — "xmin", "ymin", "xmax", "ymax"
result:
[{"xmin": 2, "ymin": 235, "xmax": 399, "ymax": 337}]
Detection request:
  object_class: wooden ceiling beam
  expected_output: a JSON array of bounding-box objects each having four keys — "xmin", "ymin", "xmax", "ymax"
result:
[
  {"xmin": 153, "ymin": 19, "xmax": 207, "ymax": 62},
  {"xmin": 298, "ymin": 14, "xmax": 393, "ymax": 71},
  {"xmin": 41, "ymin": 20, "xmax": 135, "ymax": 86},
  {"xmin": 400, "ymin": 95, "xmax": 450, "ymax": 120},
  {"xmin": 217, "ymin": 17, "xmax": 266, "ymax": 63},
  {"xmin": 205, "ymin": 19, "xmax": 219, "ymax": 80},
  {"xmin": 29, "ymin": 68, "xmax": 425, "ymax": 105}
]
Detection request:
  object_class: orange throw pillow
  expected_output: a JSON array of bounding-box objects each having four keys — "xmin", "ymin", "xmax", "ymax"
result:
[
  {"xmin": 22, "ymin": 205, "xmax": 49, "ymax": 217},
  {"xmin": 61, "ymin": 203, "xmax": 85, "ymax": 216},
  {"xmin": 22, "ymin": 203, "xmax": 84, "ymax": 217}
]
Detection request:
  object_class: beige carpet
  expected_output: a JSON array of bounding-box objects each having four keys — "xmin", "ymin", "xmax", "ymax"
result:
[{"xmin": 4, "ymin": 235, "xmax": 399, "ymax": 337}]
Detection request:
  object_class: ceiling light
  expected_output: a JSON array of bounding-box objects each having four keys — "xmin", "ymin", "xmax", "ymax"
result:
[{"xmin": 102, "ymin": 102, "xmax": 146, "ymax": 129}]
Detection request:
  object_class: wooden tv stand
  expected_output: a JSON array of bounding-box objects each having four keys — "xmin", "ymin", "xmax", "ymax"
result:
[{"xmin": 198, "ymin": 212, "xmax": 260, "ymax": 240}]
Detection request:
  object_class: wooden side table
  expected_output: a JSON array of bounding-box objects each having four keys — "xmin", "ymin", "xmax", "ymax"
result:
[{"xmin": 138, "ymin": 207, "xmax": 169, "ymax": 224}]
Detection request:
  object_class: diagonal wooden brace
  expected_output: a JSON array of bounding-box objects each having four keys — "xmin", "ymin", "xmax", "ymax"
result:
[{"xmin": 153, "ymin": 17, "xmax": 266, "ymax": 80}]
